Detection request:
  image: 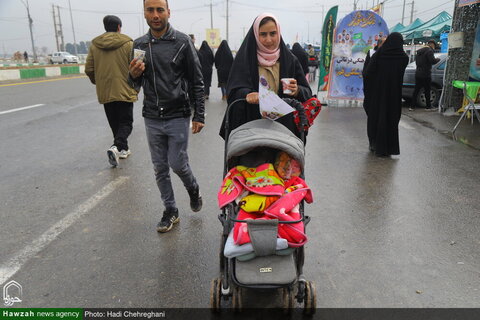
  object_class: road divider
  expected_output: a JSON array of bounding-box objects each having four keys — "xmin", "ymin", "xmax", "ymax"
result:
[{"xmin": 0, "ymin": 65, "xmax": 85, "ymax": 81}]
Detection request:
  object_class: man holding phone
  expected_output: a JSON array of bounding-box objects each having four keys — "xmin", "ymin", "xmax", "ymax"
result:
[{"xmin": 129, "ymin": 0, "xmax": 205, "ymax": 233}]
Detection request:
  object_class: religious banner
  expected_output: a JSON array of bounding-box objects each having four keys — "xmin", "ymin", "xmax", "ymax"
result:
[
  {"xmin": 469, "ymin": 20, "xmax": 480, "ymax": 81},
  {"xmin": 327, "ymin": 10, "xmax": 389, "ymax": 100},
  {"xmin": 318, "ymin": 6, "xmax": 338, "ymax": 91},
  {"xmin": 206, "ymin": 29, "xmax": 221, "ymax": 48}
]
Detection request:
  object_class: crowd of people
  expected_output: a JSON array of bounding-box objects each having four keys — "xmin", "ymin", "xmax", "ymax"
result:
[{"xmin": 84, "ymin": 0, "xmax": 424, "ymax": 231}]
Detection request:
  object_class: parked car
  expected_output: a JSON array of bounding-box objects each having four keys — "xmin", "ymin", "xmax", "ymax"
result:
[
  {"xmin": 402, "ymin": 53, "xmax": 447, "ymax": 108},
  {"xmin": 50, "ymin": 52, "xmax": 79, "ymax": 64}
]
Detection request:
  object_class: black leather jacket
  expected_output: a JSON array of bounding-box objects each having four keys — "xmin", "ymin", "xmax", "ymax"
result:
[{"xmin": 130, "ymin": 25, "xmax": 205, "ymax": 123}]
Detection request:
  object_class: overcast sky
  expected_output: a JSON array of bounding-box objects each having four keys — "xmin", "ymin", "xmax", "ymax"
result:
[{"xmin": 0, "ymin": 0, "xmax": 455, "ymax": 55}]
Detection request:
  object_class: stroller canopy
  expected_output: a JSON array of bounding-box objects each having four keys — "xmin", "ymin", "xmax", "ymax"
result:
[{"xmin": 226, "ymin": 119, "xmax": 305, "ymax": 171}]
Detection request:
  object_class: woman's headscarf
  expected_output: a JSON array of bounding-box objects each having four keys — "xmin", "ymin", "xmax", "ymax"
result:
[
  {"xmin": 376, "ymin": 32, "xmax": 407, "ymax": 59},
  {"xmin": 253, "ymin": 13, "xmax": 281, "ymax": 67}
]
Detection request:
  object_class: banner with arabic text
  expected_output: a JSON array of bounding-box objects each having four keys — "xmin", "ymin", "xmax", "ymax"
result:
[
  {"xmin": 318, "ymin": 6, "xmax": 338, "ymax": 91},
  {"xmin": 327, "ymin": 10, "xmax": 389, "ymax": 100}
]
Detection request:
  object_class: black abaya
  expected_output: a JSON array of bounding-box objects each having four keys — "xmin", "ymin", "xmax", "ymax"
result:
[
  {"xmin": 364, "ymin": 32, "xmax": 409, "ymax": 156},
  {"xmin": 198, "ymin": 41, "xmax": 214, "ymax": 95},
  {"xmin": 291, "ymin": 42, "xmax": 309, "ymax": 75},
  {"xmin": 214, "ymin": 40, "xmax": 233, "ymax": 86}
]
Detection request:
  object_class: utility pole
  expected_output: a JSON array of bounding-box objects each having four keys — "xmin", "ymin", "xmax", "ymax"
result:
[
  {"xmin": 68, "ymin": 0, "xmax": 78, "ymax": 56},
  {"xmin": 226, "ymin": 0, "xmax": 229, "ymax": 42},
  {"xmin": 20, "ymin": 0, "xmax": 37, "ymax": 62},
  {"xmin": 354, "ymin": 0, "xmax": 360, "ymax": 11},
  {"xmin": 401, "ymin": 0, "xmax": 406, "ymax": 24},
  {"xmin": 53, "ymin": 5, "xmax": 60, "ymax": 52},
  {"xmin": 410, "ymin": 0, "xmax": 415, "ymax": 24},
  {"xmin": 57, "ymin": 6, "xmax": 65, "ymax": 51},
  {"xmin": 210, "ymin": 0, "xmax": 213, "ymax": 29}
]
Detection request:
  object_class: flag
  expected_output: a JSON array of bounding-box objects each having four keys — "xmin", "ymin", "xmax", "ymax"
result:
[{"xmin": 318, "ymin": 6, "xmax": 338, "ymax": 92}]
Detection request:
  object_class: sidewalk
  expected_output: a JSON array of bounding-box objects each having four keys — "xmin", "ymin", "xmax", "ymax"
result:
[
  {"xmin": 315, "ymin": 89, "xmax": 480, "ymax": 151},
  {"xmin": 402, "ymin": 107, "xmax": 480, "ymax": 150}
]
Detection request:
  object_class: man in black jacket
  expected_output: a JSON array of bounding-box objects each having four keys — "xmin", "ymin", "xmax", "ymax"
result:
[
  {"xmin": 411, "ymin": 40, "xmax": 440, "ymax": 110},
  {"xmin": 129, "ymin": 0, "xmax": 205, "ymax": 233}
]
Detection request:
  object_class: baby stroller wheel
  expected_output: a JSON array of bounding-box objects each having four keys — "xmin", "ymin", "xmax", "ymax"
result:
[
  {"xmin": 231, "ymin": 286, "xmax": 243, "ymax": 312},
  {"xmin": 210, "ymin": 278, "xmax": 222, "ymax": 312},
  {"xmin": 283, "ymin": 287, "xmax": 295, "ymax": 313},
  {"xmin": 303, "ymin": 281, "xmax": 316, "ymax": 315}
]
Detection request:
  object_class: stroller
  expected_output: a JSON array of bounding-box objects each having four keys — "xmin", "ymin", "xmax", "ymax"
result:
[{"xmin": 210, "ymin": 99, "xmax": 316, "ymax": 314}]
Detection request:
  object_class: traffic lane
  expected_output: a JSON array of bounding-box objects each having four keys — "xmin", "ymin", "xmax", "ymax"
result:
[
  {"xmin": 0, "ymin": 79, "xmax": 131, "ymax": 261},
  {"xmin": 304, "ymin": 107, "xmax": 480, "ymax": 307},
  {"xmin": 3, "ymin": 82, "xmax": 228, "ymax": 307},
  {"xmin": 0, "ymin": 76, "xmax": 92, "ymax": 114}
]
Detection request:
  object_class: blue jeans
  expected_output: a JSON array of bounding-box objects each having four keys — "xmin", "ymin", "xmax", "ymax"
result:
[{"xmin": 144, "ymin": 117, "xmax": 198, "ymax": 210}]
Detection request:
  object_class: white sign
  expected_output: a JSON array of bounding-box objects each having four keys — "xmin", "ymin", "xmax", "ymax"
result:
[
  {"xmin": 3, "ymin": 280, "xmax": 22, "ymax": 306},
  {"xmin": 449, "ymin": 32, "xmax": 464, "ymax": 49},
  {"xmin": 422, "ymin": 29, "xmax": 433, "ymax": 37}
]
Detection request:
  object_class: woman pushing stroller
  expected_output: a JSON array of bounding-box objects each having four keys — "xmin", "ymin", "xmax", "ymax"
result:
[{"xmin": 219, "ymin": 13, "xmax": 312, "ymax": 139}]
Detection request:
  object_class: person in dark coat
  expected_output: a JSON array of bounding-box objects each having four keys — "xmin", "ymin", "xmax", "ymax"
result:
[
  {"xmin": 291, "ymin": 42, "xmax": 309, "ymax": 75},
  {"xmin": 198, "ymin": 40, "xmax": 214, "ymax": 99},
  {"xmin": 219, "ymin": 13, "xmax": 311, "ymax": 139},
  {"xmin": 362, "ymin": 37, "xmax": 385, "ymax": 116},
  {"xmin": 364, "ymin": 32, "xmax": 409, "ymax": 157},
  {"xmin": 214, "ymin": 40, "xmax": 234, "ymax": 100},
  {"xmin": 411, "ymin": 40, "xmax": 440, "ymax": 110}
]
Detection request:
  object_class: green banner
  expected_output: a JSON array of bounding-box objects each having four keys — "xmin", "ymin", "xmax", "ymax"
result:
[
  {"xmin": 318, "ymin": 6, "xmax": 338, "ymax": 92},
  {"xmin": 0, "ymin": 309, "xmax": 82, "ymax": 320}
]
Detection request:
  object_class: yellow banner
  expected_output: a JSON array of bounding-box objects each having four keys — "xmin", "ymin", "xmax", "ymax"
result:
[{"xmin": 206, "ymin": 29, "xmax": 221, "ymax": 48}]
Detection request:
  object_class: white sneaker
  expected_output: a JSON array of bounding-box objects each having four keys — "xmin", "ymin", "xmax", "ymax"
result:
[
  {"xmin": 107, "ymin": 146, "xmax": 119, "ymax": 167},
  {"xmin": 118, "ymin": 149, "xmax": 131, "ymax": 159}
]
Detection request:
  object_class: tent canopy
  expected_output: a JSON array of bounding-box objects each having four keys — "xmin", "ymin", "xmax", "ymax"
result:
[
  {"xmin": 390, "ymin": 23, "xmax": 405, "ymax": 33},
  {"xmin": 403, "ymin": 11, "xmax": 452, "ymax": 40},
  {"xmin": 398, "ymin": 18, "xmax": 424, "ymax": 34}
]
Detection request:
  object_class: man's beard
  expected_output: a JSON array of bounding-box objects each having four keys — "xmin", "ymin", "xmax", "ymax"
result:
[{"xmin": 148, "ymin": 20, "xmax": 167, "ymax": 33}]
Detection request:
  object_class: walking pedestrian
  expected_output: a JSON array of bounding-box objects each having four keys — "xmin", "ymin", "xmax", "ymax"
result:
[
  {"xmin": 219, "ymin": 13, "xmax": 312, "ymax": 139},
  {"xmin": 129, "ymin": 0, "xmax": 205, "ymax": 233},
  {"xmin": 410, "ymin": 39, "xmax": 440, "ymax": 110},
  {"xmin": 198, "ymin": 40, "xmax": 214, "ymax": 100},
  {"xmin": 23, "ymin": 51, "xmax": 28, "ymax": 63},
  {"xmin": 291, "ymin": 42, "xmax": 309, "ymax": 76},
  {"xmin": 214, "ymin": 40, "xmax": 233, "ymax": 101},
  {"xmin": 364, "ymin": 32, "xmax": 409, "ymax": 157},
  {"xmin": 85, "ymin": 15, "xmax": 139, "ymax": 167}
]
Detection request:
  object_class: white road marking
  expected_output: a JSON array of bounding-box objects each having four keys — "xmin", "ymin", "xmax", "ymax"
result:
[
  {"xmin": 0, "ymin": 104, "xmax": 46, "ymax": 115},
  {"xmin": 0, "ymin": 176, "xmax": 129, "ymax": 286},
  {"xmin": 399, "ymin": 120, "xmax": 414, "ymax": 130}
]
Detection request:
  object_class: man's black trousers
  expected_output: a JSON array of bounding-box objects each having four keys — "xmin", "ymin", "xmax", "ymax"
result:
[
  {"xmin": 104, "ymin": 101, "xmax": 134, "ymax": 152},
  {"xmin": 412, "ymin": 76, "xmax": 432, "ymax": 109}
]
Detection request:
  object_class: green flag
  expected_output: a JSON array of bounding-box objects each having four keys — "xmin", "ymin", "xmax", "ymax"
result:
[{"xmin": 318, "ymin": 6, "xmax": 338, "ymax": 92}]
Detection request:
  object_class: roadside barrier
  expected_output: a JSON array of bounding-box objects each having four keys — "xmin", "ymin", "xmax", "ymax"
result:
[{"xmin": 0, "ymin": 65, "xmax": 85, "ymax": 81}]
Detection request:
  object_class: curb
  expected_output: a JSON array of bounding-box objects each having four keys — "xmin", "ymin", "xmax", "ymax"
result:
[{"xmin": 0, "ymin": 65, "xmax": 85, "ymax": 81}]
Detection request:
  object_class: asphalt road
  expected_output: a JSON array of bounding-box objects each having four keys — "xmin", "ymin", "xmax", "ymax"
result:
[{"xmin": 0, "ymin": 75, "xmax": 479, "ymax": 308}]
